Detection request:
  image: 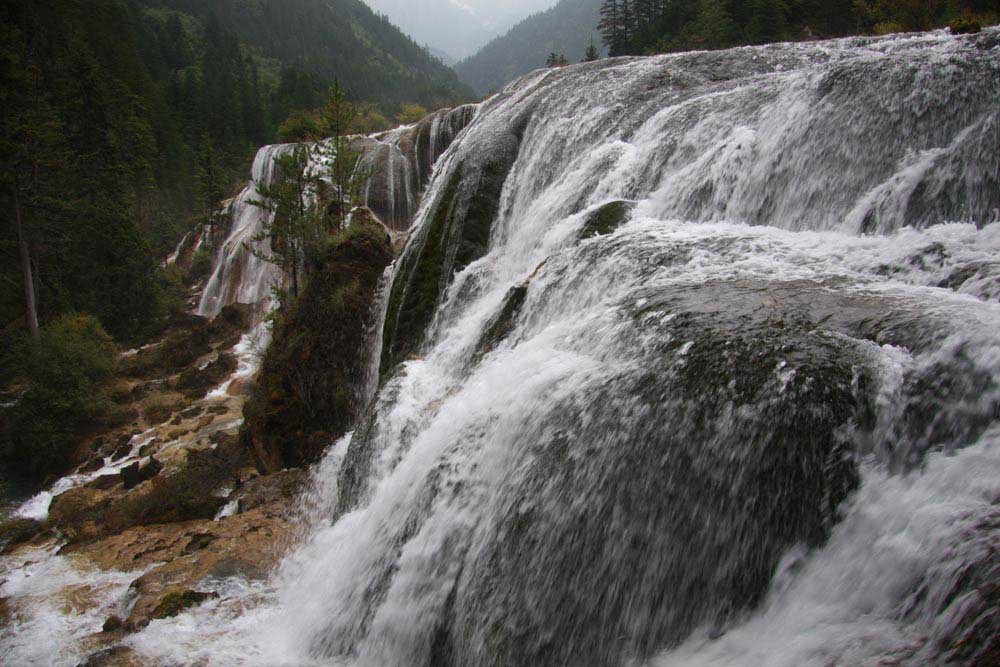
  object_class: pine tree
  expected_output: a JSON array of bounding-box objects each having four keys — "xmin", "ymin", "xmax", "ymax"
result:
[
  {"xmin": 584, "ymin": 38, "xmax": 601, "ymax": 62},
  {"xmin": 600, "ymin": 0, "xmax": 633, "ymax": 56},
  {"xmin": 248, "ymin": 146, "xmax": 315, "ymax": 302},
  {"xmin": 1, "ymin": 28, "xmax": 65, "ymax": 336},
  {"xmin": 747, "ymin": 0, "xmax": 789, "ymax": 44},
  {"xmin": 319, "ymin": 81, "xmax": 365, "ymax": 231},
  {"xmin": 694, "ymin": 0, "xmax": 738, "ymax": 48},
  {"xmin": 195, "ymin": 134, "xmax": 226, "ymax": 222}
]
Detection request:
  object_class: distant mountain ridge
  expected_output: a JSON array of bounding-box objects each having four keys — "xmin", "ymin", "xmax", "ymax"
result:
[
  {"xmin": 362, "ymin": 0, "xmax": 559, "ymax": 60},
  {"xmin": 455, "ymin": 0, "xmax": 605, "ymax": 95}
]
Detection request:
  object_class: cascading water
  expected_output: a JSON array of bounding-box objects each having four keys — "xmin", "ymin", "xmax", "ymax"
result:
[
  {"xmin": 358, "ymin": 106, "xmax": 479, "ymax": 231},
  {"xmin": 259, "ymin": 28, "xmax": 999, "ymax": 667},
  {"xmin": 198, "ymin": 143, "xmax": 296, "ymax": 318},
  {"xmin": 13, "ymin": 28, "xmax": 1000, "ymax": 667},
  {"xmin": 198, "ymin": 106, "xmax": 477, "ymax": 319}
]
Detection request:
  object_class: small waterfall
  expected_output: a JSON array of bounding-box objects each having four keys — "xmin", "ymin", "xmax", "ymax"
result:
[
  {"xmin": 198, "ymin": 108, "xmax": 478, "ymax": 318},
  {"xmin": 358, "ymin": 106, "xmax": 479, "ymax": 231},
  {"xmin": 198, "ymin": 143, "xmax": 296, "ymax": 318}
]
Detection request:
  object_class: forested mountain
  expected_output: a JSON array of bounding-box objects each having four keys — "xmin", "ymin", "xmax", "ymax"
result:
[
  {"xmin": 596, "ymin": 0, "xmax": 1000, "ymax": 56},
  {"xmin": 455, "ymin": 0, "xmax": 605, "ymax": 95},
  {"xmin": 144, "ymin": 0, "xmax": 471, "ymax": 108},
  {"xmin": 1, "ymin": 0, "xmax": 471, "ymax": 345},
  {"xmin": 363, "ymin": 0, "xmax": 559, "ymax": 60}
]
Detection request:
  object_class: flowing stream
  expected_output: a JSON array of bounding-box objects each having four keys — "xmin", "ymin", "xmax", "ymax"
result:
[{"xmin": 4, "ymin": 28, "xmax": 1000, "ymax": 667}]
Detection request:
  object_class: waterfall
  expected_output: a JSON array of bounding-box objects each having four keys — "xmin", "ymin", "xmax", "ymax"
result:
[
  {"xmin": 113, "ymin": 28, "xmax": 1000, "ymax": 667},
  {"xmin": 265, "ymin": 28, "xmax": 1000, "ymax": 667},
  {"xmin": 198, "ymin": 143, "xmax": 296, "ymax": 318},
  {"xmin": 198, "ymin": 107, "xmax": 478, "ymax": 319},
  {"xmin": 358, "ymin": 106, "xmax": 479, "ymax": 231}
]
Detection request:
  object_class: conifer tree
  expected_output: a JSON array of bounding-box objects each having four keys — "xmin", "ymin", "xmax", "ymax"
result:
[
  {"xmin": 319, "ymin": 81, "xmax": 365, "ymax": 230},
  {"xmin": 600, "ymin": 0, "xmax": 633, "ymax": 56},
  {"xmin": 747, "ymin": 0, "xmax": 789, "ymax": 44}
]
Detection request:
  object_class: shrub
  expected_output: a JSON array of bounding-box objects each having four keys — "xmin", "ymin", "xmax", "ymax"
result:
[
  {"xmin": 186, "ymin": 248, "xmax": 214, "ymax": 285},
  {"xmin": 949, "ymin": 16, "xmax": 982, "ymax": 34},
  {"xmin": 0, "ymin": 315, "xmax": 118, "ymax": 481}
]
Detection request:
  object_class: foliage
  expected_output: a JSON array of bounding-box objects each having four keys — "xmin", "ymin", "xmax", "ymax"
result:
[
  {"xmin": 1, "ymin": 0, "xmax": 471, "ymax": 347},
  {"xmin": 396, "ymin": 104, "xmax": 431, "ymax": 125},
  {"xmin": 597, "ymin": 0, "xmax": 999, "ymax": 55},
  {"xmin": 546, "ymin": 53, "xmax": 570, "ymax": 67},
  {"xmin": 186, "ymin": 248, "xmax": 215, "ymax": 284},
  {"xmin": 0, "ymin": 315, "xmax": 118, "ymax": 481},
  {"xmin": 351, "ymin": 103, "xmax": 393, "ymax": 134},
  {"xmin": 278, "ymin": 110, "xmax": 324, "ymax": 143}
]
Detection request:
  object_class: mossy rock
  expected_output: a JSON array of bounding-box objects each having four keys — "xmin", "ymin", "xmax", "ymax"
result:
[
  {"xmin": 240, "ymin": 213, "xmax": 394, "ymax": 472},
  {"xmin": 950, "ymin": 16, "xmax": 982, "ymax": 34},
  {"xmin": 473, "ymin": 283, "xmax": 529, "ymax": 362},
  {"xmin": 49, "ymin": 438, "xmax": 250, "ymax": 542},
  {"xmin": 122, "ymin": 322, "xmax": 213, "ymax": 379},
  {"xmin": 150, "ymin": 589, "xmax": 218, "ymax": 620},
  {"xmin": 579, "ymin": 200, "xmax": 635, "ymax": 240},
  {"xmin": 175, "ymin": 352, "xmax": 238, "ymax": 398},
  {"xmin": 380, "ymin": 128, "xmax": 523, "ymax": 377}
]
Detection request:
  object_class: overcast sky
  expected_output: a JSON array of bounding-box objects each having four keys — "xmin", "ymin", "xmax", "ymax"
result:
[{"xmin": 364, "ymin": 0, "xmax": 560, "ymax": 60}]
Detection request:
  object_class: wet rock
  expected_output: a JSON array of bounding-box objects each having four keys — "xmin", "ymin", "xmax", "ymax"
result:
[
  {"xmin": 101, "ymin": 615, "xmax": 123, "ymax": 633},
  {"xmin": 180, "ymin": 405, "xmax": 205, "ymax": 420},
  {"xmin": 136, "ymin": 440, "xmax": 158, "ymax": 458},
  {"xmin": 578, "ymin": 200, "xmax": 635, "ymax": 239},
  {"xmin": 380, "ymin": 111, "xmax": 528, "ymax": 376},
  {"xmin": 175, "ymin": 352, "xmax": 238, "ymax": 399},
  {"xmin": 473, "ymin": 283, "xmax": 529, "ymax": 361},
  {"xmin": 0, "ymin": 518, "xmax": 43, "ymax": 553},
  {"xmin": 208, "ymin": 303, "xmax": 253, "ymax": 339},
  {"xmin": 50, "ymin": 441, "xmax": 250, "ymax": 543},
  {"xmin": 74, "ymin": 645, "xmax": 137, "ymax": 667},
  {"xmin": 906, "ymin": 508, "xmax": 1000, "ymax": 666},
  {"xmin": 359, "ymin": 105, "xmax": 476, "ymax": 230},
  {"xmin": 121, "ymin": 320, "xmax": 212, "ymax": 380},
  {"xmin": 120, "ymin": 457, "xmax": 161, "ymax": 491},
  {"xmin": 0, "ymin": 596, "xmax": 12, "ymax": 626},
  {"xmin": 149, "ymin": 589, "xmax": 218, "ymax": 621},
  {"xmin": 88, "ymin": 474, "xmax": 121, "ymax": 491},
  {"xmin": 78, "ymin": 457, "xmax": 106, "ymax": 474}
]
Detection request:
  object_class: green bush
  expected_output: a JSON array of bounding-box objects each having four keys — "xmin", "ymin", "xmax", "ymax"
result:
[
  {"xmin": 186, "ymin": 248, "xmax": 214, "ymax": 285},
  {"xmin": 0, "ymin": 315, "xmax": 118, "ymax": 482},
  {"xmin": 949, "ymin": 16, "xmax": 982, "ymax": 34}
]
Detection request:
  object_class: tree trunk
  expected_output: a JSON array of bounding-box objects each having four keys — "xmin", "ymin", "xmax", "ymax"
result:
[{"xmin": 15, "ymin": 191, "xmax": 40, "ymax": 337}]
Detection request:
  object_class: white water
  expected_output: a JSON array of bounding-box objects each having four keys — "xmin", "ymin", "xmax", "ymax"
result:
[
  {"xmin": 198, "ymin": 144, "xmax": 295, "ymax": 317},
  {"xmin": 653, "ymin": 432, "xmax": 1000, "ymax": 666},
  {"xmin": 4, "ymin": 29, "xmax": 1000, "ymax": 667},
  {"xmin": 13, "ymin": 430, "xmax": 157, "ymax": 522},
  {"xmin": 0, "ymin": 547, "xmax": 141, "ymax": 667}
]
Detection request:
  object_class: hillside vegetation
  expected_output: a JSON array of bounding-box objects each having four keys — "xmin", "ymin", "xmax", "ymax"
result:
[
  {"xmin": 455, "ymin": 0, "xmax": 605, "ymax": 95},
  {"xmin": 1, "ymin": 0, "xmax": 470, "ymax": 346}
]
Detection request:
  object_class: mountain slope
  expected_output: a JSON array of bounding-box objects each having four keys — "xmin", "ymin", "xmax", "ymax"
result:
[
  {"xmin": 362, "ymin": 0, "xmax": 558, "ymax": 60},
  {"xmin": 140, "ymin": 0, "xmax": 473, "ymax": 109},
  {"xmin": 454, "ymin": 0, "xmax": 604, "ymax": 95}
]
